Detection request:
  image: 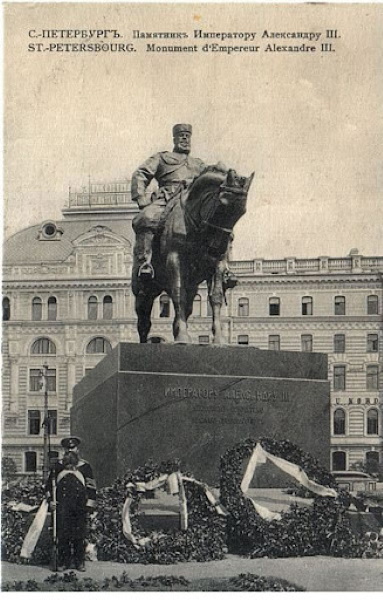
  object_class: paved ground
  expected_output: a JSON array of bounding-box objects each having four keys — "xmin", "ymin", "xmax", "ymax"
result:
[{"xmin": 2, "ymin": 555, "xmax": 383, "ymax": 591}]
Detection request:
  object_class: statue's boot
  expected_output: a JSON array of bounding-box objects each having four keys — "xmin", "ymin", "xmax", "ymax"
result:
[
  {"xmin": 136, "ymin": 231, "xmax": 155, "ymax": 281},
  {"xmin": 223, "ymin": 267, "xmax": 238, "ymax": 291}
]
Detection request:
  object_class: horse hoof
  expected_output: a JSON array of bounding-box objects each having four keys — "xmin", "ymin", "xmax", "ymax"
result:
[{"xmin": 174, "ymin": 333, "xmax": 191, "ymax": 344}]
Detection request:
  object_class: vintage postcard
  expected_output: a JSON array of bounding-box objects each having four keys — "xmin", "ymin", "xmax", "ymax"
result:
[{"xmin": 2, "ymin": 1, "xmax": 383, "ymax": 592}]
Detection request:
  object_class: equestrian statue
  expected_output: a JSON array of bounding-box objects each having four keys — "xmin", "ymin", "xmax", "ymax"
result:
[{"xmin": 131, "ymin": 124, "xmax": 254, "ymax": 344}]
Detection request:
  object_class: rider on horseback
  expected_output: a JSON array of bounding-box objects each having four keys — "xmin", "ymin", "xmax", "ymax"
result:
[{"xmin": 131, "ymin": 124, "xmax": 237, "ymax": 290}]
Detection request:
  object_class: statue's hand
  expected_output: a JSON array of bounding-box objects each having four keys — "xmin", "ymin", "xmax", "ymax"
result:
[{"xmin": 137, "ymin": 197, "xmax": 151, "ymax": 209}]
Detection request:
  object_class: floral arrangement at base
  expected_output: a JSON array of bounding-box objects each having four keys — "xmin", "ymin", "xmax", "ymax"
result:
[
  {"xmin": 2, "ymin": 460, "xmax": 227, "ymax": 566},
  {"xmin": 220, "ymin": 437, "xmax": 367, "ymax": 558}
]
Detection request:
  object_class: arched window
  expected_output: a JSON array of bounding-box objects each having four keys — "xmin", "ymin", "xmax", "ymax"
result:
[
  {"xmin": 332, "ymin": 451, "xmax": 346, "ymax": 471},
  {"xmin": 238, "ymin": 297, "xmax": 249, "ymax": 317},
  {"xmin": 193, "ymin": 294, "xmax": 201, "ymax": 317},
  {"xmin": 2, "ymin": 297, "xmax": 10, "ymax": 321},
  {"xmin": 160, "ymin": 294, "xmax": 170, "ymax": 318},
  {"xmin": 333, "ymin": 408, "xmax": 346, "ymax": 435},
  {"xmin": 25, "ymin": 451, "xmax": 37, "ymax": 473},
  {"xmin": 103, "ymin": 296, "xmax": 113, "ymax": 320},
  {"xmin": 31, "ymin": 337, "xmax": 56, "ymax": 355},
  {"xmin": 86, "ymin": 337, "xmax": 112, "ymax": 354},
  {"xmin": 47, "ymin": 297, "xmax": 57, "ymax": 321},
  {"xmin": 302, "ymin": 296, "xmax": 313, "ymax": 316},
  {"xmin": 269, "ymin": 297, "xmax": 280, "ymax": 316},
  {"xmin": 367, "ymin": 408, "xmax": 379, "ymax": 435},
  {"xmin": 88, "ymin": 296, "xmax": 98, "ymax": 320},
  {"xmin": 367, "ymin": 295, "xmax": 378, "ymax": 315},
  {"xmin": 32, "ymin": 297, "xmax": 42, "ymax": 321}
]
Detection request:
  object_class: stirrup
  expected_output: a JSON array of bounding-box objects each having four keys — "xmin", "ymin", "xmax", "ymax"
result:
[{"xmin": 138, "ymin": 263, "xmax": 155, "ymax": 281}]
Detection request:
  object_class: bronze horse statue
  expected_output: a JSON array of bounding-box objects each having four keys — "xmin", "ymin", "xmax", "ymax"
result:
[{"xmin": 132, "ymin": 168, "xmax": 254, "ymax": 344}]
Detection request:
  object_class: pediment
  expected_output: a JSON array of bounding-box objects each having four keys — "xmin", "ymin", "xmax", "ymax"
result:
[{"xmin": 73, "ymin": 225, "xmax": 131, "ymax": 248}]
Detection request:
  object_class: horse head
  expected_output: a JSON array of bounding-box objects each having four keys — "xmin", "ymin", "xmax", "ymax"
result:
[{"xmin": 186, "ymin": 168, "xmax": 254, "ymax": 233}]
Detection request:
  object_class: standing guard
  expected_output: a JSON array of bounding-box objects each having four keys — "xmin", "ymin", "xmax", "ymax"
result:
[{"xmin": 46, "ymin": 436, "xmax": 96, "ymax": 572}]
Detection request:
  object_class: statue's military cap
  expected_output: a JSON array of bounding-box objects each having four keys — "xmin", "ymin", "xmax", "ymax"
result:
[
  {"xmin": 61, "ymin": 436, "xmax": 82, "ymax": 449},
  {"xmin": 172, "ymin": 123, "xmax": 192, "ymax": 136}
]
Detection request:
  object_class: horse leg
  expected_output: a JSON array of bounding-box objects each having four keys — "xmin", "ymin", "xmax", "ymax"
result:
[
  {"xmin": 135, "ymin": 291, "xmax": 155, "ymax": 343},
  {"xmin": 185, "ymin": 284, "xmax": 199, "ymax": 321},
  {"xmin": 167, "ymin": 251, "xmax": 190, "ymax": 343},
  {"xmin": 208, "ymin": 261, "xmax": 225, "ymax": 345}
]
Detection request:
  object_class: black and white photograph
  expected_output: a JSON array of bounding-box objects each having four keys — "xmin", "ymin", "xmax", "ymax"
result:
[{"xmin": 2, "ymin": 1, "xmax": 383, "ymax": 592}]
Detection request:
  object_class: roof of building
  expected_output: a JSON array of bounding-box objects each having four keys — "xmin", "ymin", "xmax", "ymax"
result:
[{"xmin": 3, "ymin": 217, "xmax": 134, "ymax": 266}]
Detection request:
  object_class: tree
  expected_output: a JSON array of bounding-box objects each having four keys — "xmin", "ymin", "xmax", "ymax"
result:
[{"xmin": 2, "ymin": 456, "xmax": 17, "ymax": 483}]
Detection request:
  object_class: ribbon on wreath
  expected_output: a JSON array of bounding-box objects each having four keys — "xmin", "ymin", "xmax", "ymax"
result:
[
  {"xmin": 122, "ymin": 471, "xmax": 226, "ymax": 547},
  {"xmin": 240, "ymin": 443, "xmax": 338, "ymax": 522},
  {"xmin": 20, "ymin": 499, "xmax": 49, "ymax": 559}
]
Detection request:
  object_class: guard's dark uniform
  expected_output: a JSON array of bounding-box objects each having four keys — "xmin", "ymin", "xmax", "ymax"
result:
[{"xmin": 47, "ymin": 459, "xmax": 96, "ymax": 569}]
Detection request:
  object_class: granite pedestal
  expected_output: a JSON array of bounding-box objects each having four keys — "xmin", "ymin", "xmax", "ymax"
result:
[{"xmin": 71, "ymin": 343, "xmax": 330, "ymax": 486}]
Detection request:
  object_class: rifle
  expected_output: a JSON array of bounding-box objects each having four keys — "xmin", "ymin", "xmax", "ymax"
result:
[{"xmin": 51, "ymin": 461, "xmax": 58, "ymax": 572}]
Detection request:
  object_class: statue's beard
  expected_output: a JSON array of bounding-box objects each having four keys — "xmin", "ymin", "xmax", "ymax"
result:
[{"xmin": 173, "ymin": 144, "xmax": 191, "ymax": 154}]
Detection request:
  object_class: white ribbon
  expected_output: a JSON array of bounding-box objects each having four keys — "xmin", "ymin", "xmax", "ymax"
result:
[
  {"xmin": 122, "ymin": 472, "xmax": 225, "ymax": 545},
  {"xmin": 240, "ymin": 443, "xmax": 338, "ymax": 521},
  {"xmin": 20, "ymin": 499, "xmax": 49, "ymax": 559}
]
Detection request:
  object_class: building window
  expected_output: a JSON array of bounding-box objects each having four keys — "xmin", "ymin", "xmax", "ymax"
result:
[
  {"xmin": 32, "ymin": 297, "xmax": 42, "ymax": 321},
  {"xmin": 48, "ymin": 450, "xmax": 59, "ymax": 468},
  {"xmin": 334, "ymin": 296, "xmax": 346, "ymax": 316},
  {"xmin": 46, "ymin": 410, "xmax": 57, "ymax": 435},
  {"xmin": 88, "ymin": 296, "xmax": 98, "ymax": 320},
  {"xmin": 238, "ymin": 297, "xmax": 249, "ymax": 317},
  {"xmin": 332, "ymin": 451, "xmax": 346, "ymax": 471},
  {"xmin": 103, "ymin": 295, "xmax": 113, "ymax": 320},
  {"xmin": 25, "ymin": 451, "xmax": 37, "ymax": 473},
  {"xmin": 301, "ymin": 334, "xmax": 313, "ymax": 352},
  {"xmin": 199, "ymin": 335, "xmax": 209, "ymax": 344},
  {"xmin": 366, "ymin": 365, "xmax": 379, "ymax": 391},
  {"xmin": 159, "ymin": 295, "xmax": 170, "ymax": 318},
  {"xmin": 2, "ymin": 297, "xmax": 10, "ymax": 321},
  {"xmin": 269, "ymin": 297, "xmax": 280, "ymax": 316},
  {"xmin": 29, "ymin": 368, "xmax": 56, "ymax": 392},
  {"xmin": 367, "ymin": 295, "xmax": 379, "ymax": 315},
  {"xmin": 333, "ymin": 408, "xmax": 346, "ymax": 435},
  {"xmin": 47, "ymin": 296, "xmax": 57, "ymax": 321},
  {"xmin": 193, "ymin": 294, "xmax": 201, "ymax": 317},
  {"xmin": 238, "ymin": 335, "xmax": 249, "ymax": 345},
  {"xmin": 333, "ymin": 365, "xmax": 346, "ymax": 391},
  {"xmin": 334, "ymin": 334, "xmax": 346, "ymax": 353},
  {"xmin": 268, "ymin": 335, "xmax": 280, "ymax": 351},
  {"xmin": 207, "ymin": 301, "xmax": 212, "ymax": 317},
  {"xmin": 367, "ymin": 408, "xmax": 379, "ymax": 435},
  {"xmin": 366, "ymin": 451, "xmax": 379, "ymax": 464},
  {"xmin": 31, "ymin": 337, "xmax": 56, "ymax": 355},
  {"xmin": 86, "ymin": 337, "xmax": 112, "ymax": 354},
  {"xmin": 28, "ymin": 410, "xmax": 41, "ymax": 435},
  {"xmin": 367, "ymin": 334, "xmax": 379, "ymax": 353},
  {"xmin": 302, "ymin": 296, "xmax": 313, "ymax": 316}
]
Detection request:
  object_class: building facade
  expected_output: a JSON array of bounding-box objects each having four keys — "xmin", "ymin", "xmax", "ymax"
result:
[{"xmin": 2, "ymin": 184, "xmax": 382, "ymax": 475}]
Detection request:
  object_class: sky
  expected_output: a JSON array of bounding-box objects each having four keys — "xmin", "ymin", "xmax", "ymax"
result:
[{"xmin": 3, "ymin": 2, "xmax": 383, "ymax": 260}]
